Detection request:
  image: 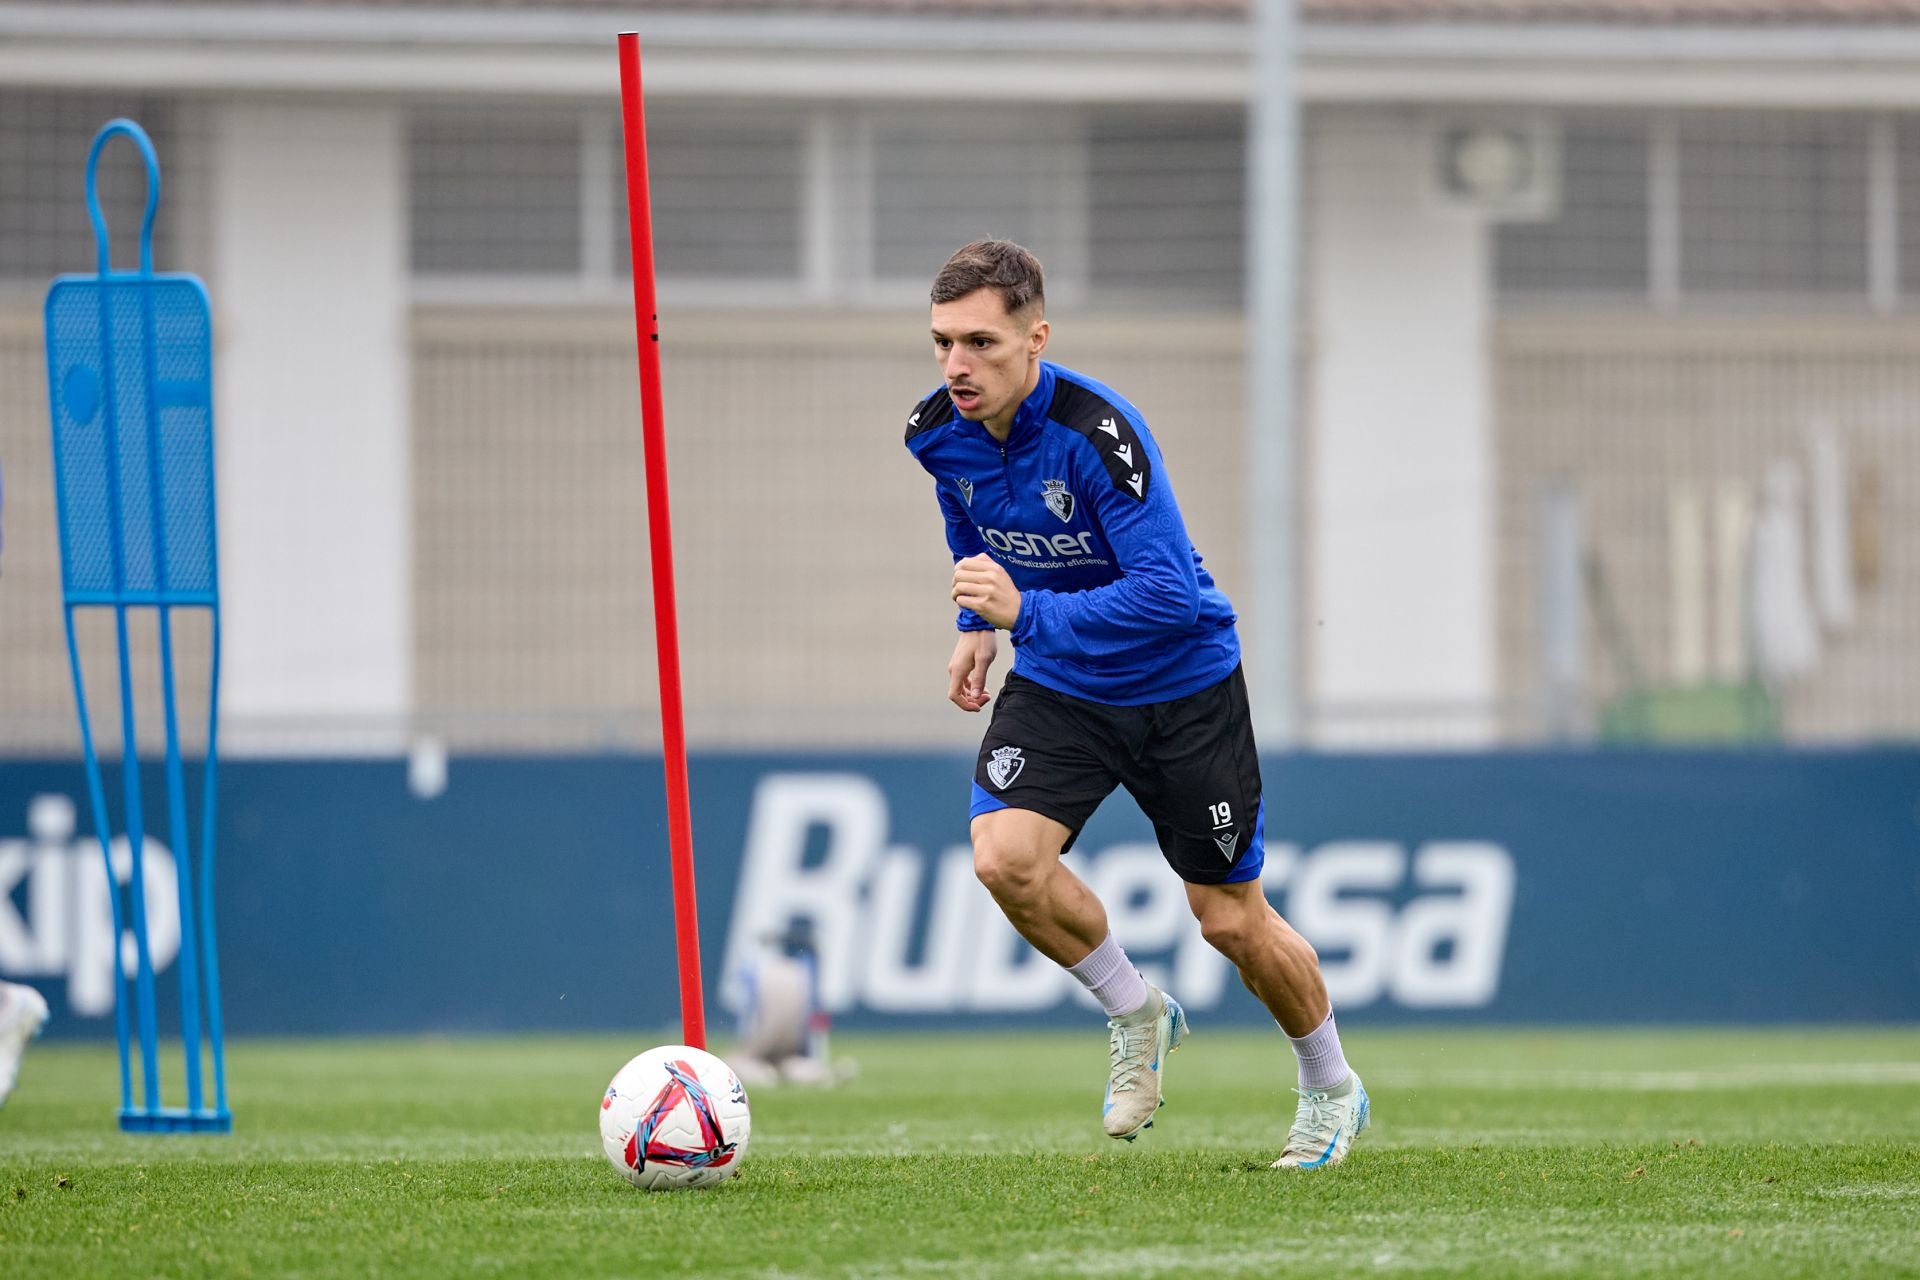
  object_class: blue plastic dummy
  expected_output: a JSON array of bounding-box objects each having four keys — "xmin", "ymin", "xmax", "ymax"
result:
[{"xmin": 44, "ymin": 119, "xmax": 229, "ymax": 1133}]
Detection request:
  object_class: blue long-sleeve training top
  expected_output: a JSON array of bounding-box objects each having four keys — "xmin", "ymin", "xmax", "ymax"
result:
[{"xmin": 904, "ymin": 360, "xmax": 1240, "ymax": 706}]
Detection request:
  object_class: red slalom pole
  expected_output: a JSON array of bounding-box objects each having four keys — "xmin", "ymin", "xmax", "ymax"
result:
[{"xmin": 617, "ymin": 31, "xmax": 705, "ymax": 1050}]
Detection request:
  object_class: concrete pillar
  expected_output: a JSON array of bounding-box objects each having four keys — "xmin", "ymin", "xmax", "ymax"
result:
[
  {"xmin": 211, "ymin": 101, "xmax": 409, "ymax": 748},
  {"xmin": 1307, "ymin": 108, "xmax": 1496, "ymax": 745}
]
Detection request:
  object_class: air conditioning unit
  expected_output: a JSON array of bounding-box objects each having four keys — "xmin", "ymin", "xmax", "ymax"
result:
[{"xmin": 1429, "ymin": 114, "xmax": 1561, "ymax": 223}]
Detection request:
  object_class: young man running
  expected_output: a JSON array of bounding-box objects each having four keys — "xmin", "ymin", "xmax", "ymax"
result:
[{"xmin": 904, "ymin": 239, "xmax": 1367, "ymax": 1168}]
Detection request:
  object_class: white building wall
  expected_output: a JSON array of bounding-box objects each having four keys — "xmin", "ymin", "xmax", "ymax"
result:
[
  {"xmin": 211, "ymin": 101, "xmax": 410, "ymax": 746},
  {"xmin": 1307, "ymin": 108, "xmax": 1496, "ymax": 744}
]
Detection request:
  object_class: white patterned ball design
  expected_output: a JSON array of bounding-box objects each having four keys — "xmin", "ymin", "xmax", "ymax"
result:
[{"xmin": 599, "ymin": 1045, "xmax": 752, "ymax": 1191}]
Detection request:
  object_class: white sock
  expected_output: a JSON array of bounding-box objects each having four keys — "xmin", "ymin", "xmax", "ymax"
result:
[
  {"xmin": 1066, "ymin": 934, "xmax": 1150, "ymax": 1018},
  {"xmin": 1288, "ymin": 1009, "xmax": 1351, "ymax": 1091}
]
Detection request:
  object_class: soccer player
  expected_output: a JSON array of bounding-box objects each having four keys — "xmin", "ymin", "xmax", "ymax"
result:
[{"xmin": 905, "ymin": 240, "xmax": 1367, "ymax": 1168}]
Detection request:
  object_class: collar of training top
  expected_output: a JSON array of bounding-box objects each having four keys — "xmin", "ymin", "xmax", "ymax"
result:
[{"xmin": 961, "ymin": 360, "xmax": 1057, "ymax": 448}]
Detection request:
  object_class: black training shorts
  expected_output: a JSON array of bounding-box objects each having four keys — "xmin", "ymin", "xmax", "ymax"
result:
[{"xmin": 968, "ymin": 664, "xmax": 1266, "ymax": 885}]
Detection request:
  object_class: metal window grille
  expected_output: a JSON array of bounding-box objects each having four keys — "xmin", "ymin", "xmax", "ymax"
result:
[
  {"xmin": 409, "ymin": 107, "xmax": 583, "ymax": 276},
  {"xmin": 1893, "ymin": 118, "xmax": 1920, "ymax": 299},
  {"xmin": 0, "ymin": 91, "xmax": 184, "ymax": 286},
  {"xmin": 612, "ymin": 109, "xmax": 808, "ymax": 283},
  {"xmin": 1088, "ymin": 109, "xmax": 1245, "ymax": 307},
  {"xmin": 1495, "ymin": 115, "xmax": 1650, "ymax": 300},
  {"xmin": 868, "ymin": 114, "xmax": 1088, "ymax": 293},
  {"xmin": 1678, "ymin": 113, "xmax": 1869, "ymax": 298}
]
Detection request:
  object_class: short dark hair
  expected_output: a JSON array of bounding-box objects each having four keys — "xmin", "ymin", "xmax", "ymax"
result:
[{"xmin": 930, "ymin": 239, "xmax": 1045, "ymax": 316}]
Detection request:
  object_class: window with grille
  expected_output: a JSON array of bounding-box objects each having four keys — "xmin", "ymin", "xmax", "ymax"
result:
[
  {"xmin": 1496, "ymin": 111, "xmax": 1896, "ymax": 306},
  {"xmin": 409, "ymin": 108, "xmax": 583, "ymax": 276},
  {"xmin": 1893, "ymin": 119, "xmax": 1920, "ymax": 298},
  {"xmin": 1088, "ymin": 109, "xmax": 1244, "ymax": 306},
  {"xmin": 1495, "ymin": 116, "xmax": 1649, "ymax": 299},
  {"xmin": 1678, "ymin": 113, "xmax": 1868, "ymax": 297},
  {"xmin": 615, "ymin": 111, "xmax": 806, "ymax": 282},
  {"xmin": 0, "ymin": 92, "xmax": 184, "ymax": 284},
  {"xmin": 406, "ymin": 102, "xmax": 1246, "ymax": 309},
  {"xmin": 411, "ymin": 104, "xmax": 808, "ymax": 290},
  {"xmin": 869, "ymin": 114, "xmax": 1087, "ymax": 292}
]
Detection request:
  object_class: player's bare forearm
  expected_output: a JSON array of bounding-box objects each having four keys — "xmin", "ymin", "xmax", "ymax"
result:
[
  {"xmin": 952, "ymin": 554, "xmax": 1021, "ymax": 629},
  {"xmin": 947, "ymin": 629, "xmax": 997, "ymax": 712}
]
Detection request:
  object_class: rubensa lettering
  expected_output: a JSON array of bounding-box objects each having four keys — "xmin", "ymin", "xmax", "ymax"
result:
[{"xmin": 719, "ymin": 774, "xmax": 1517, "ymax": 1019}]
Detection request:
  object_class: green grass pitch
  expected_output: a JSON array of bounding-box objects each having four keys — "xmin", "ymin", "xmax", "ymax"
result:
[{"xmin": 3, "ymin": 1027, "xmax": 1918, "ymax": 1277}]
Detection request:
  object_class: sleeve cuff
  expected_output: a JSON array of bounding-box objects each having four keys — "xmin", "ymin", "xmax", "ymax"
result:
[{"xmin": 1009, "ymin": 593, "xmax": 1038, "ymax": 645}]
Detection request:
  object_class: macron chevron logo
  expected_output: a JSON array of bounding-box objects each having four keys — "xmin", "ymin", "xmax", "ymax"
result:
[{"xmin": 1098, "ymin": 417, "xmax": 1121, "ymax": 438}]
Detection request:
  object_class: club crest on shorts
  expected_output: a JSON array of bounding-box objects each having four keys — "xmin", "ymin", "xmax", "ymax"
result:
[
  {"xmin": 987, "ymin": 745, "xmax": 1026, "ymax": 789},
  {"xmin": 1041, "ymin": 479, "xmax": 1074, "ymax": 523}
]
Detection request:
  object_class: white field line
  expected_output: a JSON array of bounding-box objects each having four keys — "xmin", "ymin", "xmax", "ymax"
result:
[{"xmin": 1372, "ymin": 1062, "xmax": 1920, "ymax": 1091}]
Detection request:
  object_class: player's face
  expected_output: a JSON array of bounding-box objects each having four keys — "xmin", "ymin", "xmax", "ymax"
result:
[{"xmin": 930, "ymin": 289, "xmax": 1048, "ymax": 432}]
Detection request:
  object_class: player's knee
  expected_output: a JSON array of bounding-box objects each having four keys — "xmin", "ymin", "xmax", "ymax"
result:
[
  {"xmin": 1193, "ymin": 893, "xmax": 1267, "ymax": 962},
  {"xmin": 972, "ymin": 840, "xmax": 1047, "ymax": 905},
  {"xmin": 1197, "ymin": 908, "xmax": 1255, "ymax": 960}
]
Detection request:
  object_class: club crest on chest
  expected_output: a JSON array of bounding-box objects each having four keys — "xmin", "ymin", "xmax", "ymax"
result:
[{"xmin": 1041, "ymin": 479, "xmax": 1075, "ymax": 523}]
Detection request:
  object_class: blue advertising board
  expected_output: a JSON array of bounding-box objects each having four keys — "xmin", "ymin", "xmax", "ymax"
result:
[{"xmin": 2, "ymin": 750, "xmax": 1916, "ymax": 1037}]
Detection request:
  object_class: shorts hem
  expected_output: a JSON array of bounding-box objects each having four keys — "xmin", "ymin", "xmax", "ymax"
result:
[
  {"xmin": 967, "ymin": 783, "xmax": 1088, "ymax": 848},
  {"xmin": 968, "ymin": 782, "xmax": 1010, "ymax": 820}
]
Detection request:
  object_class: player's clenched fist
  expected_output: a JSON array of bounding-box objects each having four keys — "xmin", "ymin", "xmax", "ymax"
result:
[{"xmin": 952, "ymin": 553, "xmax": 1021, "ymax": 629}]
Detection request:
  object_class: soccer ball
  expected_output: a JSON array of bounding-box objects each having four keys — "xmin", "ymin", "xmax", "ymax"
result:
[{"xmin": 599, "ymin": 1045, "xmax": 751, "ymax": 1191}]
